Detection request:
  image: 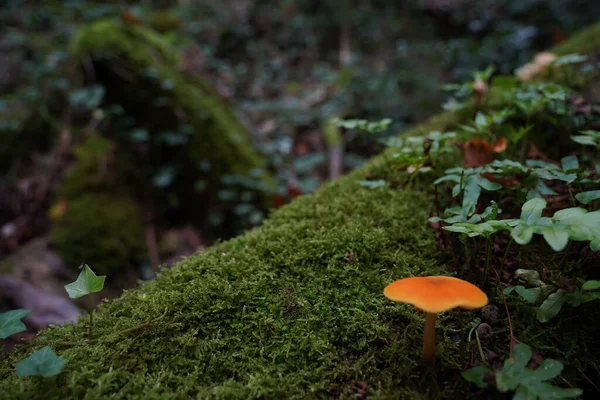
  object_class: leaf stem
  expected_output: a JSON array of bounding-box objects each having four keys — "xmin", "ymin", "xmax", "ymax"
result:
[{"xmin": 474, "ymin": 329, "xmax": 487, "ymax": 365}]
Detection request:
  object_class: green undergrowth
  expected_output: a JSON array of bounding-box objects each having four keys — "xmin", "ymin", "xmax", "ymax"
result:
[{"xmin": 2, "ymin": 22, "xmax": 600, "ymax": 400}]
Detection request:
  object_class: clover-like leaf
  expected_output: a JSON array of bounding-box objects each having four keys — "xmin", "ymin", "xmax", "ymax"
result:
[
  {"xmin": 0, "ymin": 309, "xmax": 31, "ymax": 339},
  {"xmin": 462, "ymin": 365, "xmax": 490, "ymax": 388},
  {"xmin": 64, "ymin": 264, "xmax": 106, "ymax": 299},
  {"xmin": 16, "ymin": 346, "xmax": 66, "ymax": 377},
  {"xmin": 504, "ymin": 286, "xmax": 536, "ymax": 303},
  {"xmin": 494, "ymin": 344, "xmax": 582, "ymax": 399}
]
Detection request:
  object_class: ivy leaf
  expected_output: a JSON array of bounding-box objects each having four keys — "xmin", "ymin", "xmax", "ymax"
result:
[
  {"xmin": 64, "ymin": 264, "xmax": 106, "ymax": 299},
  {"xmin": 575, "ymin": 190, "xmax": 600, "ymax": 204},
  {"xmin": 15, "ymin": 346, "xmax": 66, "ymax": 377},
  {"xmin": 0, "ymin": 309, "xmax": 31, "ymax": 339}
]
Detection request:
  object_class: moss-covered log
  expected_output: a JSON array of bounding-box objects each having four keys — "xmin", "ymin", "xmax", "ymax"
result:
[{"xmin": 1, "ymin": 23, "xmax": 599, "ymax": 400}]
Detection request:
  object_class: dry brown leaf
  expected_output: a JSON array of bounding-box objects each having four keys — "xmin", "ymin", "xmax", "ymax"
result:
[
  {"xmin": 459, "ymin": 138, "xmax": 494, "ymax": 168},
  {"xmin": 492, "ymin": 136, "xmax": 508, "ymax": 153}
]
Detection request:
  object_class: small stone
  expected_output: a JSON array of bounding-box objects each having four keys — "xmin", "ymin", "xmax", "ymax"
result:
[{"xmin": 481, "ymin": 304, "xmax": 501, "ymax": 324}]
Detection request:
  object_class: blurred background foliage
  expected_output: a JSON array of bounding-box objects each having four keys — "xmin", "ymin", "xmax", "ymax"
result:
[{"xmin": 0, "ymin": 0, "xmax": 598, "ymax": 283}]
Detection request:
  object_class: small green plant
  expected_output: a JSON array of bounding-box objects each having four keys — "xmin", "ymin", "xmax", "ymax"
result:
[
  {"xmin": 571, "ymin": 129, "xmax": 600, "ymax": 149},
  {"xmin": 442, "ymin": 66, "xmax": 495, "ymax": 109},
  {"xmin": 15, "ymin": 347, "xmax": 66, "ymax": 378},
  {"xmin": 505, "ymin": 269, "xmax": 600, "ymax": 322},
  {"xmin": 64, "ymin": 264, "xmax": 106, "ymax": 340},
  {"xmin": 0, "ymin": 309, "xmax": 31, "ymax": 339},
  {"xmin": 1, "ymin": 309, "xmax": 67, "ymax": 377},
  {"xmin": 463, "ymin": 343, "xmax": 582, "ymax": 399}
]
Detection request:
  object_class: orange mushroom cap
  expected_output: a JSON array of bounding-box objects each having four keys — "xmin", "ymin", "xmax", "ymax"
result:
[{"xmin": 384, "ymin": 276, "xmax": 488, "ymax": 313}]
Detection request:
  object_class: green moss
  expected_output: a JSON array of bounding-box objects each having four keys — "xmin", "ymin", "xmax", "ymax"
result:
[
  {"xmin": 49, "ymin": 135, "xmax": 145, "ymax": 275},
  {"xmin": 70, "ymin": 19, "xmax": 269, "ymax": 187},
  {"xmin": 2, "ymin": 21, "xmax": 600, "ymax": 400},
  {"xmin": 50, "ymin": 193, "xmax": 146, "ymax": 276},
  {"xmin": 552, "ymin": 23, "xmax": 600, "ymax": 56}
]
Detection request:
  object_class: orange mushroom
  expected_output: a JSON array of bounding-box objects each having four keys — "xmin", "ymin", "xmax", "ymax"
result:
[{"xmin": 384, "ymin": 276, "xmax": 488, "ymax": 364}]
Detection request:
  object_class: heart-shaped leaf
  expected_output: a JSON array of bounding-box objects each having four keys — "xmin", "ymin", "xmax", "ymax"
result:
[
  {"xmin": 16, "ymin": 346, "xmax": 66, "ymax": 377},
  {"xmin": 64, "ymin": 264, "xmax": 106, "ymax": 299},
  {"xmin": 0, "ymin": 309, "xmax": 31, "ymax": 339}
]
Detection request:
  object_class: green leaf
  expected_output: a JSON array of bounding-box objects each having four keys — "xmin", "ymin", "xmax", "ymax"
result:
[
  {"xmin": 512, "ymin": 224, "xmax": 534, "ymax": 245},
  {"xmin": 68, "ymin": 85, "xmax": 105, "ymax": 109},
  {"xmin": 504, "ymin": 286, "xmax": 536, "ymax": 303},
  {"xmin": 520, "ymin": 198, "xmax": 546, "ymax": 225},
  {"xmin": 475, "ymin": 112, "xmax": 488, "ymax": 127},
  {"xmin": 15, "ymin": 346, "xmax": 66, "ymax": 377},
  {"xmin": 64, "ymin": 264, "xmax": 106, "ymax": 299},
  {"xmin": 153, "ymin": 166, "xmax": 176, "ymax": 188},
  {"xmin": 537, "ymin": 290, "xmax": 569, "ymax": 323},
  {"xmin": 0, "ymin": 309, "xmax": 31, "ymax": 339},
  {"xmin": 462, "ymin": 366, "xmax": 490, "ymax": 388},
  {"xmin": 554, "ymin": 53, "xmax": 588, "ymax": 66},
  {"xmin": 494, "ymin": 344, "xmax": 582, "ymax": 399},
  {"xmin": 560, "ymin": 155, "xmax": 579, "ymax": 172},
  {"xmin": 575, "ymin": 190, "xmax": 600, "ymax": 204},
  {"xmin": 541, "ymin": 225, "xmax": 569, "ymax": 251},
  {"xmin": 571, "ymin": 135, "xmax": 597, "ymax": 146},
  {"xmin": 582, "ymin": 280, "xmax": 600, "ymax": 291}
]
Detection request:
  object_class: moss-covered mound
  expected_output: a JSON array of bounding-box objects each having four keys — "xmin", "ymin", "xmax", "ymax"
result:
[
  {"xmin": 70, "ymin": 19, "xmax": 266, "ymax": 181},
  {"xmin": 49, "ymin": 19, "xmax": 274, "ymax": 273},
  {"xmin": 1, "ymin": 24, "xmax": 599, "ymax": 400}
]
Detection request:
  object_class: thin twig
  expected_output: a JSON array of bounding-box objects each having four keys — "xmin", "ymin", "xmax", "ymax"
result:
[{"xmin": 578, "ymin": 367, "xmax": 600, "ymax": 392}]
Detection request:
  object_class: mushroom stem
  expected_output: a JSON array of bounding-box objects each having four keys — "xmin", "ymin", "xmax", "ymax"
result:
[{"xmin": 421, "ymin": 312, "xmax": 437, "ymax": 363}]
